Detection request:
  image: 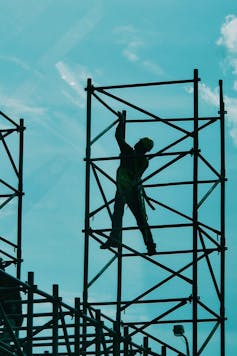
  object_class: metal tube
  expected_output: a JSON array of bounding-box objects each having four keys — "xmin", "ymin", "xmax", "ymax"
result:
[
  {"xmin": 115, "ymin": 111, "xmax": 126, "ymax": 354},
  {"xmin": 95, "ymin": 309, "xmax": 101, "ymax": 355},
  {"xmin": 113, "ymin": 321, "xmax": 120, "ymax": 356},
  {"xmin": 161, "ymin": 345, "xmax": 167, "ymax": 356},
  {"xmin": 74, "ymin": 298, "xmax": 81, "ymax": 356},
  {"xmin": 83, "ymin": 78, "xmax": 92, "ymax": 345},
  {"xmin": 192, "ymin": 68, "xmax": 199, "ymax": 355},
  {"xmin": 143, "ymin": 336, "xmax": 149, "ymax": 356},
  {"xmin": 93, "ymin": 78, "xmax": 198, "ymax": 91},
  {"xmin": 25, "ymin": 272, "xmax": 34, "ymax": 355},
  {"xmin": 183, "ymin": 335, "xmax": 190, "ymax": 356},
  {"xmin": 17, "ymin": 118, "xmax": 25, "ymax": 279},
  {"xmin": 124, "ymin": 326, "xmax": 129, "ymax": 356},
  {"xmin": 219, "ymin": 79, "xmax": 226, "ymax": 356},
  {"xmin": 52, "ymin": 284, "xmax": 59, "ymax": 355}
]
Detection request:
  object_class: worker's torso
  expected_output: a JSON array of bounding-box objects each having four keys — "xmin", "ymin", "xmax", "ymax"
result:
[{"xmin": 117, "ymin": 147, "xmax": 148, "ymax": 190}]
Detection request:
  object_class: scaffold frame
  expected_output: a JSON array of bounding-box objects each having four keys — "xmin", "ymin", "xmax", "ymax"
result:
[
  {"xmin": 83, "ymin": 69, "xmax": 227, "ymax": 356},
  {"xmin": 0, "ymin": 67, "xmax": 227, "ymax": 355},
  {"xmin": 0, "ymin": 111, "xmax": 25, "ymax": 279}
]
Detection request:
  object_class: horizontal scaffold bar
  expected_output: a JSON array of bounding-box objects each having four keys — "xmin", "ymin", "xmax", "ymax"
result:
[{"xmin": 87, "ymin": 77, "xmax": 200, "ymax": 91}]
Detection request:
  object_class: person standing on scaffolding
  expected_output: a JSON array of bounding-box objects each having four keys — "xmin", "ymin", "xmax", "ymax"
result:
[{"xmin": 101, "ymin": 112, "xmax": 157, "ymax": 256}]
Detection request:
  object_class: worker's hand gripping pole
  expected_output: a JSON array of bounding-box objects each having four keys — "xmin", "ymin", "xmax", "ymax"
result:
[{"xmin": 117, "ymin": 110, "xmax": 126, "ymax": 139}]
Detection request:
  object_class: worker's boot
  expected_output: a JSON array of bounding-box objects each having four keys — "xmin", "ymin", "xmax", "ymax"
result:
[
  {"xmin": 100, "ymin": 232, "xmax": 121, "ymax": 249},
  {"xmin": 142, "ymin": 230, "xmax": 157, "ymax": 256},
  {"xmin": 100, "ymin": 239, "xmax": 119, "ymax": 249}
]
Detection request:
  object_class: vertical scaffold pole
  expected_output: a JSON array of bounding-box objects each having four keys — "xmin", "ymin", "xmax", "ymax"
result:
[
  {"xmin": 219, "ymin": 80, "xmax": 226, "ymax": 356},
  {"xmin": 115, "ymin": 110, "xmax": 126, "ymax": 354},
  {"xmin": 116, "ymin": 110, "xmax": 126, "ymax": 334},
  {"xmin": 83, "ymin": 78, "xmax": 92, "ymax": 346},
  {"xmin": 25, "ymin": 272, "xmax": 34, "ymax": 355},
  {"xmin": 17, "ymin": 118, "xmax": 25, "ymax": 279},
  {"xmin": 192, "ymin": 68, "xmax": 199, "ymax": 355},
  {"xmin": 74, "ymin": 298, "xmax": 81, "ymax": 356},
  {"xmin": 52, "ymin": 284, "xmax": 59, "ymax": 356}
]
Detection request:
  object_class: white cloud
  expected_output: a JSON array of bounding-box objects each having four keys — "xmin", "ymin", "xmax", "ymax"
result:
[
  {"xmin": 142, "ymin": 59, "xmax": 164, "ymax": 76},
  {"xmin": 0, "ymin": 91, "xmax": 46, "ymax": 118},
  {"xmin": 217, "ymin": 15, "xmax": 237, "ymax": 53},
  {"xmin": 39, "ymin": 5, "xmax": 103, "ymax": 67},
  {"xmin": 229, "ymin": 57, "xmax": 237, "ymax": 75},
  {"xmin": 211, "ymin": 15, "xmax": 237, "ymax": 146},
  {"xmin": 114, "ymin": 26, "xmax": 144, "ymax": 62},
  {"xmin": 123, "ymin": 49, "xmax": 139, "ymax": 62},
  {"xmin": 114, "ymin": 25, "xmax": 164, "ymax": 76},
  {"xmin": 199, "ymin": 83, "xmax": 237, "ymax": 146},
  {"xmin": 217, "ymin": 15, "xmax": 237, "ymax": 88},
  {"xmin": 199, "ymin": 84, "xmax": 219, "ymax": 106},
  {"xmin": 225, "ymin": 96, "xmax": 237, "ymax": 146},
  {"xmin": 56, "ymin": 61, "xmax": 92, "ymax": 108},
  {"xmin": 122, "ymin": 37, "xmax": 144, "ymax": 63}
]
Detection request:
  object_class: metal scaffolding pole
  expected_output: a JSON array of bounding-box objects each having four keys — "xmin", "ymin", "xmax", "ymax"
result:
[
  {"xmin": 83, "ymin": 78, "xmax": 92, "ymax": 343},
  {"xmin": 17, "ymin": 118, "xmax": 25, "ymax": 279},
  {"xmin": 192, "ymin": 68, "xmax": 199, "ymax": 355},
  {"xmin": 219, "ymin": 79, "xmax": 226, "ymax": 356}
]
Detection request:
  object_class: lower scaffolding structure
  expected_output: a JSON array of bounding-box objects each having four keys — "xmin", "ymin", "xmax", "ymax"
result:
[{"xmin": 1, "ymin": 269, "xmax": 160, "ymax": 356}]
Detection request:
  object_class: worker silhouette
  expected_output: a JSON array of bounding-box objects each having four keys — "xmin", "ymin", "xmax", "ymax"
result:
[
  {"xmin": 0, "ymin": 259, "xmax": 23, "ymax": 342},
  {"xmin": 101, "ymin": 114, "xmax": 157, "ymax": 256}
]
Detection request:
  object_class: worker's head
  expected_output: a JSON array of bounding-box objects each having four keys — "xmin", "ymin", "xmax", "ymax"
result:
[{"xmin": 134, "ymin": 137, "xmax": 154, "ymax": 153}]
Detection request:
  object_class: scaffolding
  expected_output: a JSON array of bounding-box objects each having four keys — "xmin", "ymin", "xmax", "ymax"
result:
[
  {"xmin": 1, "ymin": 269, "xmax": 155, "ymax": 355},
  {"xmin": 0, "ymin": 111, "xmax": 24, "ymax": 279},
  {"xmin": 83, "ymin": 69, "xmax": 227, "ymax": 355},
  {"xmin": 0, "ymin": 68, "xmax": 226, "ymax": 355}
]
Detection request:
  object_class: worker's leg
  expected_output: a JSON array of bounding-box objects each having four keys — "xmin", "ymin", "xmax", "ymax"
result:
[
  {"xmin": 110, "ymin": 190, "xmax": 125, "ymax": 242},
  {"xmin": 126, "ymin": 188, "xmax": 156, "ymax": 255},
  {"xmin": 101, "ymin": 190, "xmax": 125, "ymax": 248}
]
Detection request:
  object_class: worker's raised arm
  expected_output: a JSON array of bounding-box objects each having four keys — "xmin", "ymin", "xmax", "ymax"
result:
[{"xmin": 115, "ymin": 113, "xmax": 132, "ymax": 154}]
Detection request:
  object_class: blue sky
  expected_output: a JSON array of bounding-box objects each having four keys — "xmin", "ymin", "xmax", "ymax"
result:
[{"xmin": 0, "ymin": 0, "xmax": 237, "ymax": 354}]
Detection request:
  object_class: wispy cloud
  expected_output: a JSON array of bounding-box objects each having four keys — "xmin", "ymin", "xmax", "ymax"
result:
[
  {"xmin": 199, "ymin": 84, "xmax": 219, "ymax": 106},
  {"xmin": 217, "ymin": 15, "xmax": 237, "ymax": 53},
  {"xmin": 39, "ymin": 5, "xmax": 103, "ymax": 67},
  {"xmin": 199, "ymin": 15, "xmax": 237, "ymax": 146},
  {"xmin": 117, "ymin": 27, "xmax": 143, "ymax": 63},
  {"xmin": 217, "ymin": 15, "xmax": 237, "ymax": 87},
  {"xmin": 0, "ymin": 89, "xmax": 46, "ymax": 119},
  {"xmin": 56, "ymin": 61, "xmax": 88, "ymax": 108},
  {"xmin": 141, "ymin": 59, "xmax": 164, "ymax": 76},
  {"xmin": 6, "ymin": 4, "xmax": 103, "ymax": 104},
  {"xmin": 114, "ymin": 25, "xmax": 164, "ymax": 76},
  {"xmin": 199, "ymin": 83, "xmax": 237, "ymax": 146}
]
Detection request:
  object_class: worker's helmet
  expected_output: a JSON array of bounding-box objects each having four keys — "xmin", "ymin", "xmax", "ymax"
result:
[{"xmin": 135, "ymin": 137, "xmax": 154, "ymax": 152}]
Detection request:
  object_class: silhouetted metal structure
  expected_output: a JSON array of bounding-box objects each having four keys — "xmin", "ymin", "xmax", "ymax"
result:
[
  {"xmin": 0, "ymin": 111, "xmax": 24, "ymax": 279},
  {"xmin": 83, "ymin": 69, "xmax": 227, "ymax": 355},
  {"xmin": 0, "ymin": 68, "xmax": 227, "ymax": 355},
  {"xmin": 1, "ymin": 269, "xmax": 155, "ymax": 355}
]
